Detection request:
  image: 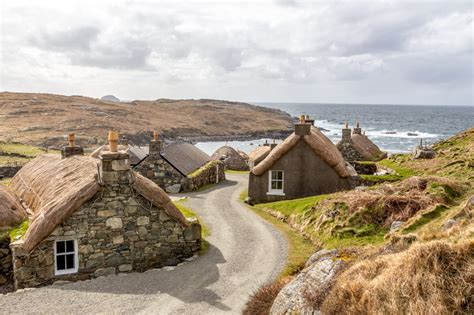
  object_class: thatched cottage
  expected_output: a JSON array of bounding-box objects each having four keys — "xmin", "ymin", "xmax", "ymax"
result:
[
  {"xmin": 248, "ymin": 117, "xmax": 358, "ymax": 204},
  {"xmin": 135, "ymin": 132, "xmax": 225, "ymax": 193},
  {"xmin": 336, "ymin": 123, "xmax": 387, "ymax": 174},
  {"xmin": 2, "ymin": 132, "xmax": 201, "ymax": 289},
  {"xmin": 211, "ymin": 146, "xmax": 249, "ymax": 171},
  {"xmin": 248, "ymin": 141, "xmax": 275, "ymax": 170}
]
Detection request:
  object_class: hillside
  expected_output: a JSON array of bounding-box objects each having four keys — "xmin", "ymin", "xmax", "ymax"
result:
[
  {"xmin": 245, "ymin": 128, "xmax": 473, "ymax": 314},
  {"xmin": 0, "ymin": 92, "xmax": 293, "ymax": 147}
]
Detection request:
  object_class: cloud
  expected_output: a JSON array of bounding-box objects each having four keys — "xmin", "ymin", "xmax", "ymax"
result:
[{"xmin": 1, "ymin": 0, "xmax": 472, "ymax": 105}]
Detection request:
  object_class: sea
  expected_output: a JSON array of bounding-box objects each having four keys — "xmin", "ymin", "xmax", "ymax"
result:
[{"xmin": 195, "ymin": 103, "xmax": 473, "ymax": 156}]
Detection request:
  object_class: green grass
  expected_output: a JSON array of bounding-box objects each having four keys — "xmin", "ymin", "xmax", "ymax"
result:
[
  {"xmin": 239, "ymin": 189, "xmax": 248, "ymax": 201},
  {"xmin": 379, "ymin": 158, "xmax": 416, "ymax": 178},
  {"xmin": 0, "ymin": 142, "xmax": 46, "ymax": 157},
  {"xmin": 403, "ymin": 204, "xmax": 449, "ymax": 234},
  {"xmin": 248, "ymin": 204, "xmax": 316, "ymax": 277},
  {"xmin": 255, "ymin": 194, "xmax": 330, "ymax": 217},
  {"xmin": 225, "ymin": 170, "xmax": 250, "ymax": 174},
  {"xmin": 9, "ymin": 220, "xmax": 30, "ymax": 241}
]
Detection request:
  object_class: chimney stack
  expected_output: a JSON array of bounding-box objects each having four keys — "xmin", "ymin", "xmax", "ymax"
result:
[
  {"xmin": 342, "ymin": 122, "xmax": 351, "ymax": 142},
  {"xmin": 149, "ymin": 130, "xmax": 163, "ymax": 158},
  {"xmin": 61, "ymin": 133, "xmax": 84, "ymax": 159},
  {"xmin": 99, "ymin": 131, "xmax": 131, "ymax": 185},
  {"xmin": 353, "ymin": 122, "xmax": 362, "ymax": 135},
  {"xmin": 270, "ymin": 139, "xmax": 278, "ymax": 149}
]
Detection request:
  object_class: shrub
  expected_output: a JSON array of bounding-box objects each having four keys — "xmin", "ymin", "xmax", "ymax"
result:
[
  {"xmin": 243, "ymin": 279, "xmax": 289, "ymax": 315},
  {"xmin": 321, "ymin": 240, "xmax": 474, "ymax": 314}
]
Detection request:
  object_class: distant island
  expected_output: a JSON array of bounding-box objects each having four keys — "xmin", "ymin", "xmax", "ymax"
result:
[
  {"xmin": 100, "ymin": 95, "xmax": 120, "ymax": 102},
  {"xmin": 0, "ymin": 92, "xmax": 293, "ymax": 147}
]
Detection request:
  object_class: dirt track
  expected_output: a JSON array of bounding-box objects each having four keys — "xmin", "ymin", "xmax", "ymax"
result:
[{"xmin": 0, "ymin": 173, "xmax": 288, "ymax": 314}]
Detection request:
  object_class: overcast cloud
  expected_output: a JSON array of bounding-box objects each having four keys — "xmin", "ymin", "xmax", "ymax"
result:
[{"xmin": 1, "ymin": 0, "xmax": 472, "ymax": 105}]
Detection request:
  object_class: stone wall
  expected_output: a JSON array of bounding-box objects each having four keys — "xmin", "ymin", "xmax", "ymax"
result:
[
  {"xmin": 10, "ymin": 153, "xmax": 201, "ymax": 289},
  {"xmin": 337, "ymin": 141, "xmax": 365, "ymax": 163},
  {"xmin": 188, "ymin": 161, "xmax": 226, "ymax": 191},
  {"xmin": 353, "ymin": 161, "xmax": 377, "ymax": 175},
  {"xmin": 0, "ymin": 166, "xmax": 22, "ymax": 179},
  {"xmin": 135, "ymin": 153, "xmax": 188, "ymax": 192},
  {"xmin": 0, "ymin": 237, "xmax": 13, "ymax": 286}
]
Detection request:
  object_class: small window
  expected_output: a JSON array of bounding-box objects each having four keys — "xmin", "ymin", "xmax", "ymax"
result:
[
  {"xmin": 268, "ymin": 170, "xmax": 284, "ymax": 195},
  {"xmin": 55, "ymin": 240, "xmax": 78, "ymax": 276}
]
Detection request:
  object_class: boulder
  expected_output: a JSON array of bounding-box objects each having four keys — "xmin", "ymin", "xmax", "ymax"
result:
[
  {"xmin": 166, "ymin": 184, "xmax": 181, "ymax": 194},
  {"xmin": 270, "ymin": 250, "xmax": 344, "ymax": 315},
  {"xmin": 390, "ymin": 221, "xmax": 405, "ymax": 232}
]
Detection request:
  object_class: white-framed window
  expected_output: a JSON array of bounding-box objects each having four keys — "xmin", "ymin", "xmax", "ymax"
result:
[
  {"xmin": 54, "ymin": 239, "xmax": 79, "ymax": 276},
  {"xmin": 267, "ymin": 170, "xmax": 285, "ymax": 195}
]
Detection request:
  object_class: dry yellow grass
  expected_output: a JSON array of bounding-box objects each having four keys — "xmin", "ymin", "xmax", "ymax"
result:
[
  {"xmin": 0, "ymin": 92, "xmax": 292, "ymax": 147},
  {"xmin": 322, "ymin": 240, "xmax": 474, "ymax": 315}
]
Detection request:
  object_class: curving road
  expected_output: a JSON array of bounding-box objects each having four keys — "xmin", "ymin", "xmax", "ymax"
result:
[{"xmin": 0, "ymin": 173, "xmax": 288, "ymax": 314}]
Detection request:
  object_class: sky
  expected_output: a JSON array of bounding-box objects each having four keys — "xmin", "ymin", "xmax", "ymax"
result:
[{"xmin": 1, "ymin": 0, "xmax": 473, "ymax": 105}]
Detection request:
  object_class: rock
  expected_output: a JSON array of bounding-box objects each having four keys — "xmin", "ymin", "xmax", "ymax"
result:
[
  {"xmin": 118, "ymin": 264, "xmax": 133, "ymax": 272},
  {"xmin": 270, "ymin": 250, "xmax": 344, "ymax": 315},
  {"xmin": 137, "ymin": 216, "xmax": 150, "ymax": 226},
  {"xmin": 166, "ymin": 184, "xmax": 181, "ymax": 194},
  {"xmin": 94, "ymin": 267, "xmax": 116, "ymax": 277},
  {"xmin": 100, "ymin": 95, "xmax": 120, "ymax": 102},
  {"xmin": 106, "ymin": 217, "xmax": 123, "ymax": 229},
  {"xmin": 184, "ymin": 223, "xmax": 201, "ymax": 241},
  {"xmin": 97, "ymin": 210, "xmax": 116, "ymax": 218},
  {"xmin": 0, "ymin": 275, "xmax": 7, "ymax": 285},
  {"xmin": 390, "ymin": 221, "xmax": 405, "ymax": 232},
  {"xmin": 443, "ymin": 219, "xmax": 458, "ymax": 231}
]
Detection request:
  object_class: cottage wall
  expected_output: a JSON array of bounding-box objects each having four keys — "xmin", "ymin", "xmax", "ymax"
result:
[
  {"xmin": 0, "ymin": 166, "xmax": 22, "ymax": 179},
  {"xmin": 10, "ymin": 157, "xmax": 201, "ymax": 289},
  {"xmin": 249, "ymin": 140, "xmax": 353, "ymax": 203},
  {"xmin": 0, "ymin": 237, "xmax": 13, "ymax": 286},
  {"xmin": 135, "ymin": 155, "xmax": 188, "ymax": 191},
  {"xmin": 336, "ymin": 141, "xmax": 365, "ymax": 163}
]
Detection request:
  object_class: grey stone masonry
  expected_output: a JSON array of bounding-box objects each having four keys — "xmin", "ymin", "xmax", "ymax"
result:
[
  {"xmin": 0, "ymin": 237, "xmax": 12, "ymax": 286},
  {"xmin": 61, "ymin": 146, "xmax": 84, "ymax": 159},
  {"xmin": 10, "ymin": 151, "xmax": 201, "ymax": 289}
]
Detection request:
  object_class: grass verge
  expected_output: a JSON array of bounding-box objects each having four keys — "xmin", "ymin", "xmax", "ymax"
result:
[{"xmin": 225, "ymin": 170, "xmax": 250, "ymax": 174}]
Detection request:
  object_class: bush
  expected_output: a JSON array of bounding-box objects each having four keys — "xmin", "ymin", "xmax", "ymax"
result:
[
  {"xmin": 243, "ymin": 279, "xmax": 289, "ymax": 315},
  {"xmin": 321, "ymin": 240, "xmax": 474, "ymax": 314}
]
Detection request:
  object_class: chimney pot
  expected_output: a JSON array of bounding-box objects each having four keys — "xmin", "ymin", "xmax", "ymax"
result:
[
  {"xmin": 299, "ymin": 115, "xmax": 305, "ymax": 123},
  {"xmin": 342, "ymin": 122, "xmax": 351, "ymax": 142},
  {"xmin": 108, "ymin": 131, "xmax": 119, "ymax": 152},
  {"xmin": 68, "ymin": 133, "xmax": 75, "ymax": 147},
  {"xmin": 153, "ymin": 131, "xmax": 159, "ymax": 141}
]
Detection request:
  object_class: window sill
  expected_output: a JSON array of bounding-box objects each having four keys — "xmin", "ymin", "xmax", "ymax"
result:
[
  {"xmin": 267, "ymin": 191, "xmax": 285, "ymax": 196},
  {"xmin": 55, "ymin": 268, "xmax": 78, "ymax": 276}
]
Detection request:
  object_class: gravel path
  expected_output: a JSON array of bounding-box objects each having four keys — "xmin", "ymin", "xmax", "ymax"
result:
[{"xmin": 0, "ymin": 173, "xmax": 288, "ymax": 314}]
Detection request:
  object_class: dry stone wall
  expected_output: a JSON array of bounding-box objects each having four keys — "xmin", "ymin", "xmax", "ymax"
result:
[
  {"xmin": 0, "ymin": 237, "xmax": 12, "ymax": 286},
  {"xmin": 188, "ymin": 161, "xmax": 225, "ymax": 191}
]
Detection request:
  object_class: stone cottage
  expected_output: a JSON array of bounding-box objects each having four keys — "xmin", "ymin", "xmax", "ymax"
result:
[
  {"xmin": 3, "ymin": 132, "xmax": 201, "ymax": 289},
  {"xmin": 336, "ymin": 122, "xmax": 387, "ymax": 174},
  {"xmin": 211, "ymin": 146, "xmax": 249, "ymax": 171},
  {"xmin": 248, "ymin": 117, "xmax": 359, "ymax": 204},
  {"xmin": 135, "ymin": 132, "xmax": 225, "ymax": 193}
]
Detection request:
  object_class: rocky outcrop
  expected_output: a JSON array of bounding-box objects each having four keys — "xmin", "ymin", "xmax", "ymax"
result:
[
  {"xmin": 270, "ymin": 250, "xmax": 345, "ymax": 315},
  {"xmin": 100, "ymin": 95, "xmax": 120, "ymax": 102}
]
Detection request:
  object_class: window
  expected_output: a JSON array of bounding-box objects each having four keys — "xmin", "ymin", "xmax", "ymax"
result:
[
  {"xmin": 268, "ymin": 170, "xmax": 284, "ymax": 195},
  {"xmin": 54, "ymin": 240, "xmax": 78, "ymax": 275}
]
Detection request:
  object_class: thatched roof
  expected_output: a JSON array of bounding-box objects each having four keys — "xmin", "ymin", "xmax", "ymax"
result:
[
  {"xmin": 252, "ymin": 126, "xmax": 356, "ymax": 177},
  {"xmin": 237, "ymin": 150, "xmax": 249, "ymax": 162},
  {"xmin": 10, "ymin": 154, "xmax": 188, "ymax": 252},
  {"xmin": 211, "ymin": 146, "xmax": 248, "ymax": 170},
  {"xmin": 0, "ymin": 185, "xmax": 27, "ymax": 229},
  {"xmin": 248, "ymin": 146, "xmax": 271, "ymax": 164},
  {"xmin": 351, "ymin": 134, "xmax": 387, "ymax": 161}
]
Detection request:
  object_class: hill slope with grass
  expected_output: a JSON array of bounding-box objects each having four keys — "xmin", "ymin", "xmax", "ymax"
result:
[
  {"xmin": 245, "ymin": 128, "xmax": 473, "ymax": 314},
  {"xmin": 0, "ymin": 92, "xmax": 293, "ymax": 147}
]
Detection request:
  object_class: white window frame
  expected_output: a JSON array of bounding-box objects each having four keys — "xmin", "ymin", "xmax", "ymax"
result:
[
  {"xmin": 267, "ymin": 170, "xmax": 285, "ymax": 196},
  {"xmin": 54, "ymin": 239, "xmax": 79, "ymax": 276}
]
